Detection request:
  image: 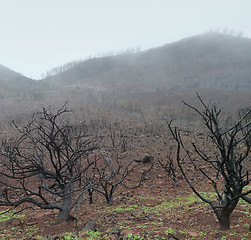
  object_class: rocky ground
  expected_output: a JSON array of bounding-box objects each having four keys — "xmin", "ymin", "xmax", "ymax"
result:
[
  {"xmin": 0, "ymin": 122, "xmax": 250, "ymax": 240},
  {"xmin": 0, "ymin": 163, "xmax": 250, "ymax": 240}
]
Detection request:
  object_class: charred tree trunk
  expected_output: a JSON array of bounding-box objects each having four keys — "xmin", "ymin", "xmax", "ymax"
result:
[
  {"xmin": 57, "ymin": 184, "xmax": 74, "ymax": 223},
  {"xmin": 215, "ymin": 192, "xmax": 240, "ymax": 230},
  {"xmin": 88, "ymin": 188, "xmax": 93, "ymax": 204},
  {"xmin": 167, "ymin": 95, "xmax": 251, "ymax": 230},
  {"xmin": 105, "ymin": 193, "xmax": 113, "ymax": 206},
  {"xmin": 218, "ymin": 211, "xmax": 231, "ymax": 230}
]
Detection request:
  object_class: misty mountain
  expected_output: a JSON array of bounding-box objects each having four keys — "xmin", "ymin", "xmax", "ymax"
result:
[
  {"xmin": 1, "ymin": 32, "xmax": 250, "ymax": 105},
  {"xmin": 0, "ymin": 32, "xmax": 250, "ymax": 126},
  {"xmin": 0, "ymin": 64, "xmax": 48, "ymax": 100},
  {"xmin": 44, "ymin": 32, "xmax": 251, "ymax": 93}
]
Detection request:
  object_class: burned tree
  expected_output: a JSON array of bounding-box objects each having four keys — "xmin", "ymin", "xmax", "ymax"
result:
[
  {"xmin": 0, "ymin": 105, "xmax": 96, "ymax": 223},
  {"xmin": 158, "ymin": 150, "xmax": 177, "ymax": 187},
  {"xmin": 168, "ymin": 94, "xmax": 250, "ymax": 230},
  {"xmin": 91, "ymin": 153, "xmax": 152, "ymax": 205}
]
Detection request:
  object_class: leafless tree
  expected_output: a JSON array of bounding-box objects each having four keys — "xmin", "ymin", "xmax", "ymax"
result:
[
  {"xmin": 158, "ymin": 150, "xmax": 177, "ymax": 187},
  {"xmin": 119, "ymin": 130, "xmax": 128, "ymax": 152},
  {"xmin": 91, "ymin": 153, "xmax": 152, "ymax": 205},
  {"xmin": 0, "ymin": 104, "xmax": 97, "ymax": 223},
  {"xmin": 168, "ymin": 94, "xmax": 251, "ymax": 230},
  {"xmin": 107, "ymin": 122, "xmax": 117, "ymax": 148}
]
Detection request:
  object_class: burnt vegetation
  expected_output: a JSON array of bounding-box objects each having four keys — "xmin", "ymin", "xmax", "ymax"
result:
[
  {"xmin": 168, "ymin": 94, "xmax": 251, "ymax": 229},
  {"xmin": 0, "ymin": 105, "xmax": 151, "ymax": 223},
  {"xmin": 90, "ymin": 153, "xmax": 152, "ymax": 205},
  {"xmin": 0, "ymin": 33, "xmax": 250, "ymax": 237},
  {"xmin": 0, "ymin": 97, "xmax": 249, "ymax": 231},
  {"xmin": 0, "ymin": 105, "xmax": 98, "ymax": 223}
]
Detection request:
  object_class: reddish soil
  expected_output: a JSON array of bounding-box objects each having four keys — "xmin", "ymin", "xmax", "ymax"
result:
[
  {"xmin": 0, "ymin": 163, "xmax": 250, "ymax": 239},
  {"xmin": 0, "ymin": 120, "xmax": 250, "ymax": 240}
]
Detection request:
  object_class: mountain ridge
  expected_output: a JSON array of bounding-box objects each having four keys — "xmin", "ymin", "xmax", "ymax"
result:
[
  {"xmin": 0, "ymin": 32, "xmax": 251, "ymax": 101},
  {"xmin": 42, "ymin": 32, "xmax": 251, "ymax": 93},
  {"xmin": 0, "ymin": 32, "xmax": 250, "ymax": 126}
]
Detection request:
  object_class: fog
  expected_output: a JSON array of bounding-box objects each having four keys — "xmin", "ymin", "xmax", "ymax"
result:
[{"xmin": 0, "ymin": 0, "xmax": 251, "ymax": 79}]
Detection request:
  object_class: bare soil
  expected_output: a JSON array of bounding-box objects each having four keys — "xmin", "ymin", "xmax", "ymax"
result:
[
  {"xmin": 0, "ymin": 115, "xmax": 250, "ymax": 240},
  {"xmin": 0, "ymin": 163, "xmax": 250, "ymax": 240}
]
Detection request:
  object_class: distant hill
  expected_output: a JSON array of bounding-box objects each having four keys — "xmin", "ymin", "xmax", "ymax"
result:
[
  {"xmin": 0, "ymin": 64, "xmax": 26, "ymax": 80},
  {"xmin": 0, "ymin": 64, "xmax": 48, "ymax": 100},
  {"xmin": 0, "ymin": 32, "xmax": 250, "ymax": 123},
  {"xmin": 43, "ymin": 32, "xmax": 251, "ymax": 94}
]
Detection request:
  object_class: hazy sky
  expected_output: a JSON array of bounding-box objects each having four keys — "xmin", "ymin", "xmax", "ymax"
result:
[{"xmin": 0, "ymin": 0, "xmax": 251, "ymax": 79}]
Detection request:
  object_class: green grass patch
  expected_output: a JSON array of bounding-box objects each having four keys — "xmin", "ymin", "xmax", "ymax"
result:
[
  {"xmin": 24, "ymin": 226, "xmax": 39, "ymax": 237},
  {"xmin": 101, "ymin": 204, "xmax": 139, "ymax": 214},
  {"xmin": 165, "ymin": 227, "xmax": 176, "ymax": 235},
  {"xmin": 85, "ymin": 230, "xmax": 102, "ymax": 240},
  {"xmin": 0, "ymin": 210, "xmax": 25, "ymax": 223},
  {"xmin": 127, "ymin": 233, "xmax": 144, "ymax": 239},
  {"xmin": 142, "ymin": 193, "xmax": 209, "ymax": 214}
]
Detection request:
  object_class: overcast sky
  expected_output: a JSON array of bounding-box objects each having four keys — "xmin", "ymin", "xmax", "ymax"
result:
[{"xmin": 0, "ymin": 0, "xmax": 251, "ymax": 79}]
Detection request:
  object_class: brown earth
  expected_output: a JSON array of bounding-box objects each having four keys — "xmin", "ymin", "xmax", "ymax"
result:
[
  {"xmin": 0, "ymin": 101, "xmax": 250, "ymax": 240},
  {"xmin": 0, "ymin": 154, "xmax": 250, "ymax": 240}
]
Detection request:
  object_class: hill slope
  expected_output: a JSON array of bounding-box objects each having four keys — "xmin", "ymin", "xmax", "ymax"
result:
[
  {"xmin": 0, "ymin": 32, "xmax": 250, "ymax": 124},
  {"xmin": 0, "ymin": 64, "xmax": 47, "ymax": 99},
  {"xmin": 44, "ymin": 32, "xmax": 251, "ymax": 93}
]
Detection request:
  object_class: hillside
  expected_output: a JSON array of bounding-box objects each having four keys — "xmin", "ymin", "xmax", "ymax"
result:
[
  {"xmin": 0, "ymin": 64, "xmax": 47, "ymax": 100},
  {"xmin": 0, "ymin": 32, "xmax": 250, "ymax": 126},
  {"xmin": 44, "ymin": 32, "xmax": 251, "ymax": 94},
  {"xmin": 1, "ymin": 32, "xmax": 251, "ymax": 98}
]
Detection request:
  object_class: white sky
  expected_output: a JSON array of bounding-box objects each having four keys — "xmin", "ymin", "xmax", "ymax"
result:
[{"xmin": 0, "ymin": 0, "xmax": 251, "ymax": 79}]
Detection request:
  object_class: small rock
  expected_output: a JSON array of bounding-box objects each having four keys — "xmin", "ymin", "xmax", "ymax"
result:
[
  {"xmin": 188, "ymin": 231, "xmax": 199, "ymax": 237},
  {"xmin": 156, "ymin": 174, "xmax": 164, "ymax": 178},
  {"xmin": 111, "ymin": 227, "xmax": 120, "ymax": 235},
  {"xmin": 104, "ymin": 156, "xmax": 112, "ymax": 165},
  {"xmin": 141, "ymin": 153, "xmax": 154, "ymax": 164},
  {"xmin": 145, "ymin": 203, "xmax": 152, "ymax": 207},
  {"xmin": 104, "ymin": 213, "xmax": 116, "ymax": 223},
  {"xmin": 81, "ymin": 218, "xmax": 97, "ymax": 232}
]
